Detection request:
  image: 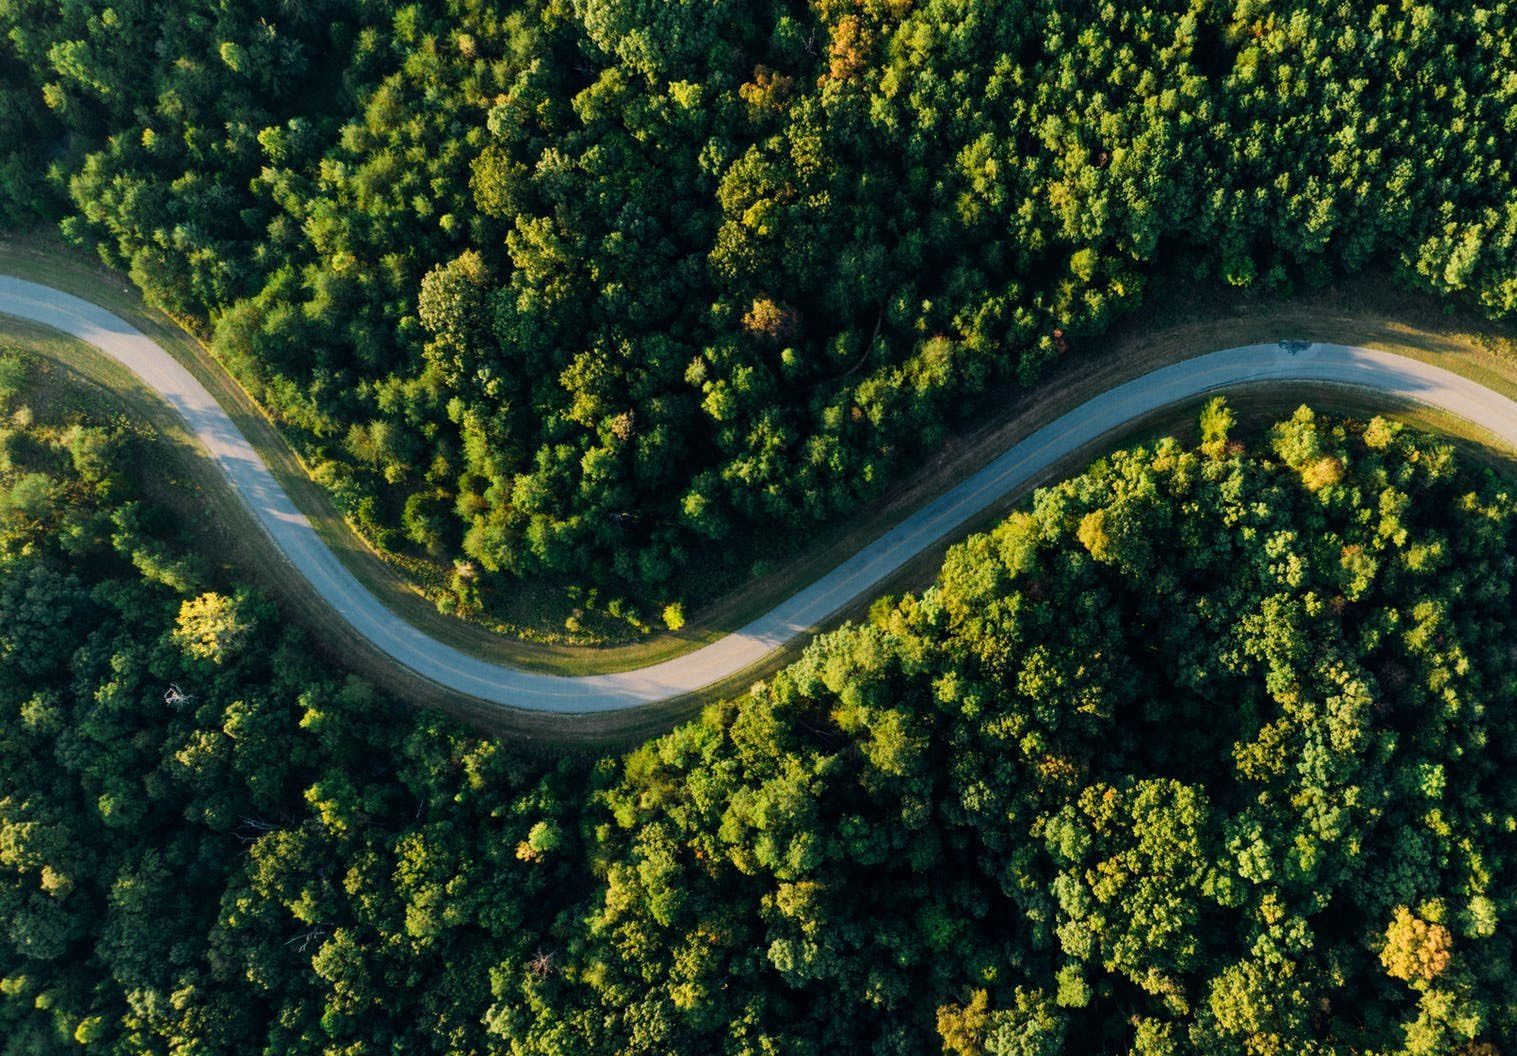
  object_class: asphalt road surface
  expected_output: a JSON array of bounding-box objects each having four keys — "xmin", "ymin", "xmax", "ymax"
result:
[{"xmin": 5, "ymin": 275, "xmax": 1516, "ymax": 713}]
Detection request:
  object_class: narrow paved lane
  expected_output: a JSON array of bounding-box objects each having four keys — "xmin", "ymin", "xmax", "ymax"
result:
[{"xmin": 5, "ymin": 275, "xmax": 1516, "ymax": 712}]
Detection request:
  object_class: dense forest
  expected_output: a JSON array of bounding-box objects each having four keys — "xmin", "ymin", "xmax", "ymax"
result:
[
  {"xmin": 3, "ymin": 0, "xmax": 1516, "ymax": 624},
  {"xmin": 2, "ymin": 350, "xmax": 1513, "ymax": 1053}
]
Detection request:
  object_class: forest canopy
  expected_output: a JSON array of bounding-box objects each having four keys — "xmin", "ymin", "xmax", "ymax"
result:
[
  {"xmin": 1, "ymin": 365, "xmax": 1513, "ymax": 1054},
  {"xmin": 3, "ymin": 0, "xmax": 1517, "ymax": 623}
]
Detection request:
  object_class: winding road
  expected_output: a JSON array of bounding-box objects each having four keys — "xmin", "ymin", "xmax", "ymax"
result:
[{"xmin": 4, "ymin": 274, "xmax": 1516, "ymax": 712}]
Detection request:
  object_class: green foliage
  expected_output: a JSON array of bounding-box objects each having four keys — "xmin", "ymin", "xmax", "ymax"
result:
[
  {"xmin": 0, "ymin": 376, "xmax": 582, "ymax": 1055},
  {"xmin": 1, "ymin": 397, "xmax": 1516, "ymax": 1052},
  {"xmin": 172, "ymin": 591, "xmax": 252, "ymax": 664},
  {"xmin": 6, "ymin": 0, "xmax": 1517, "ymax": 619},
  {"xmin": 1381, "ymin": 907, "xmax": 1455, "ymax": 985},
  {"xmin": 1199, "ymin": 396, "xmax": 1237, "ymax": 459},
  {"xmin": 474, "ymin": 405, "xmax": 1516, "ymax": 1054}
]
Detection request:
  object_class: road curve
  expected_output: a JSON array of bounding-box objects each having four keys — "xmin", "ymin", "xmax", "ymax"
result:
[{"xmin": 4, "ymin": 275, "xmax": 1517, "ymax": 712}]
